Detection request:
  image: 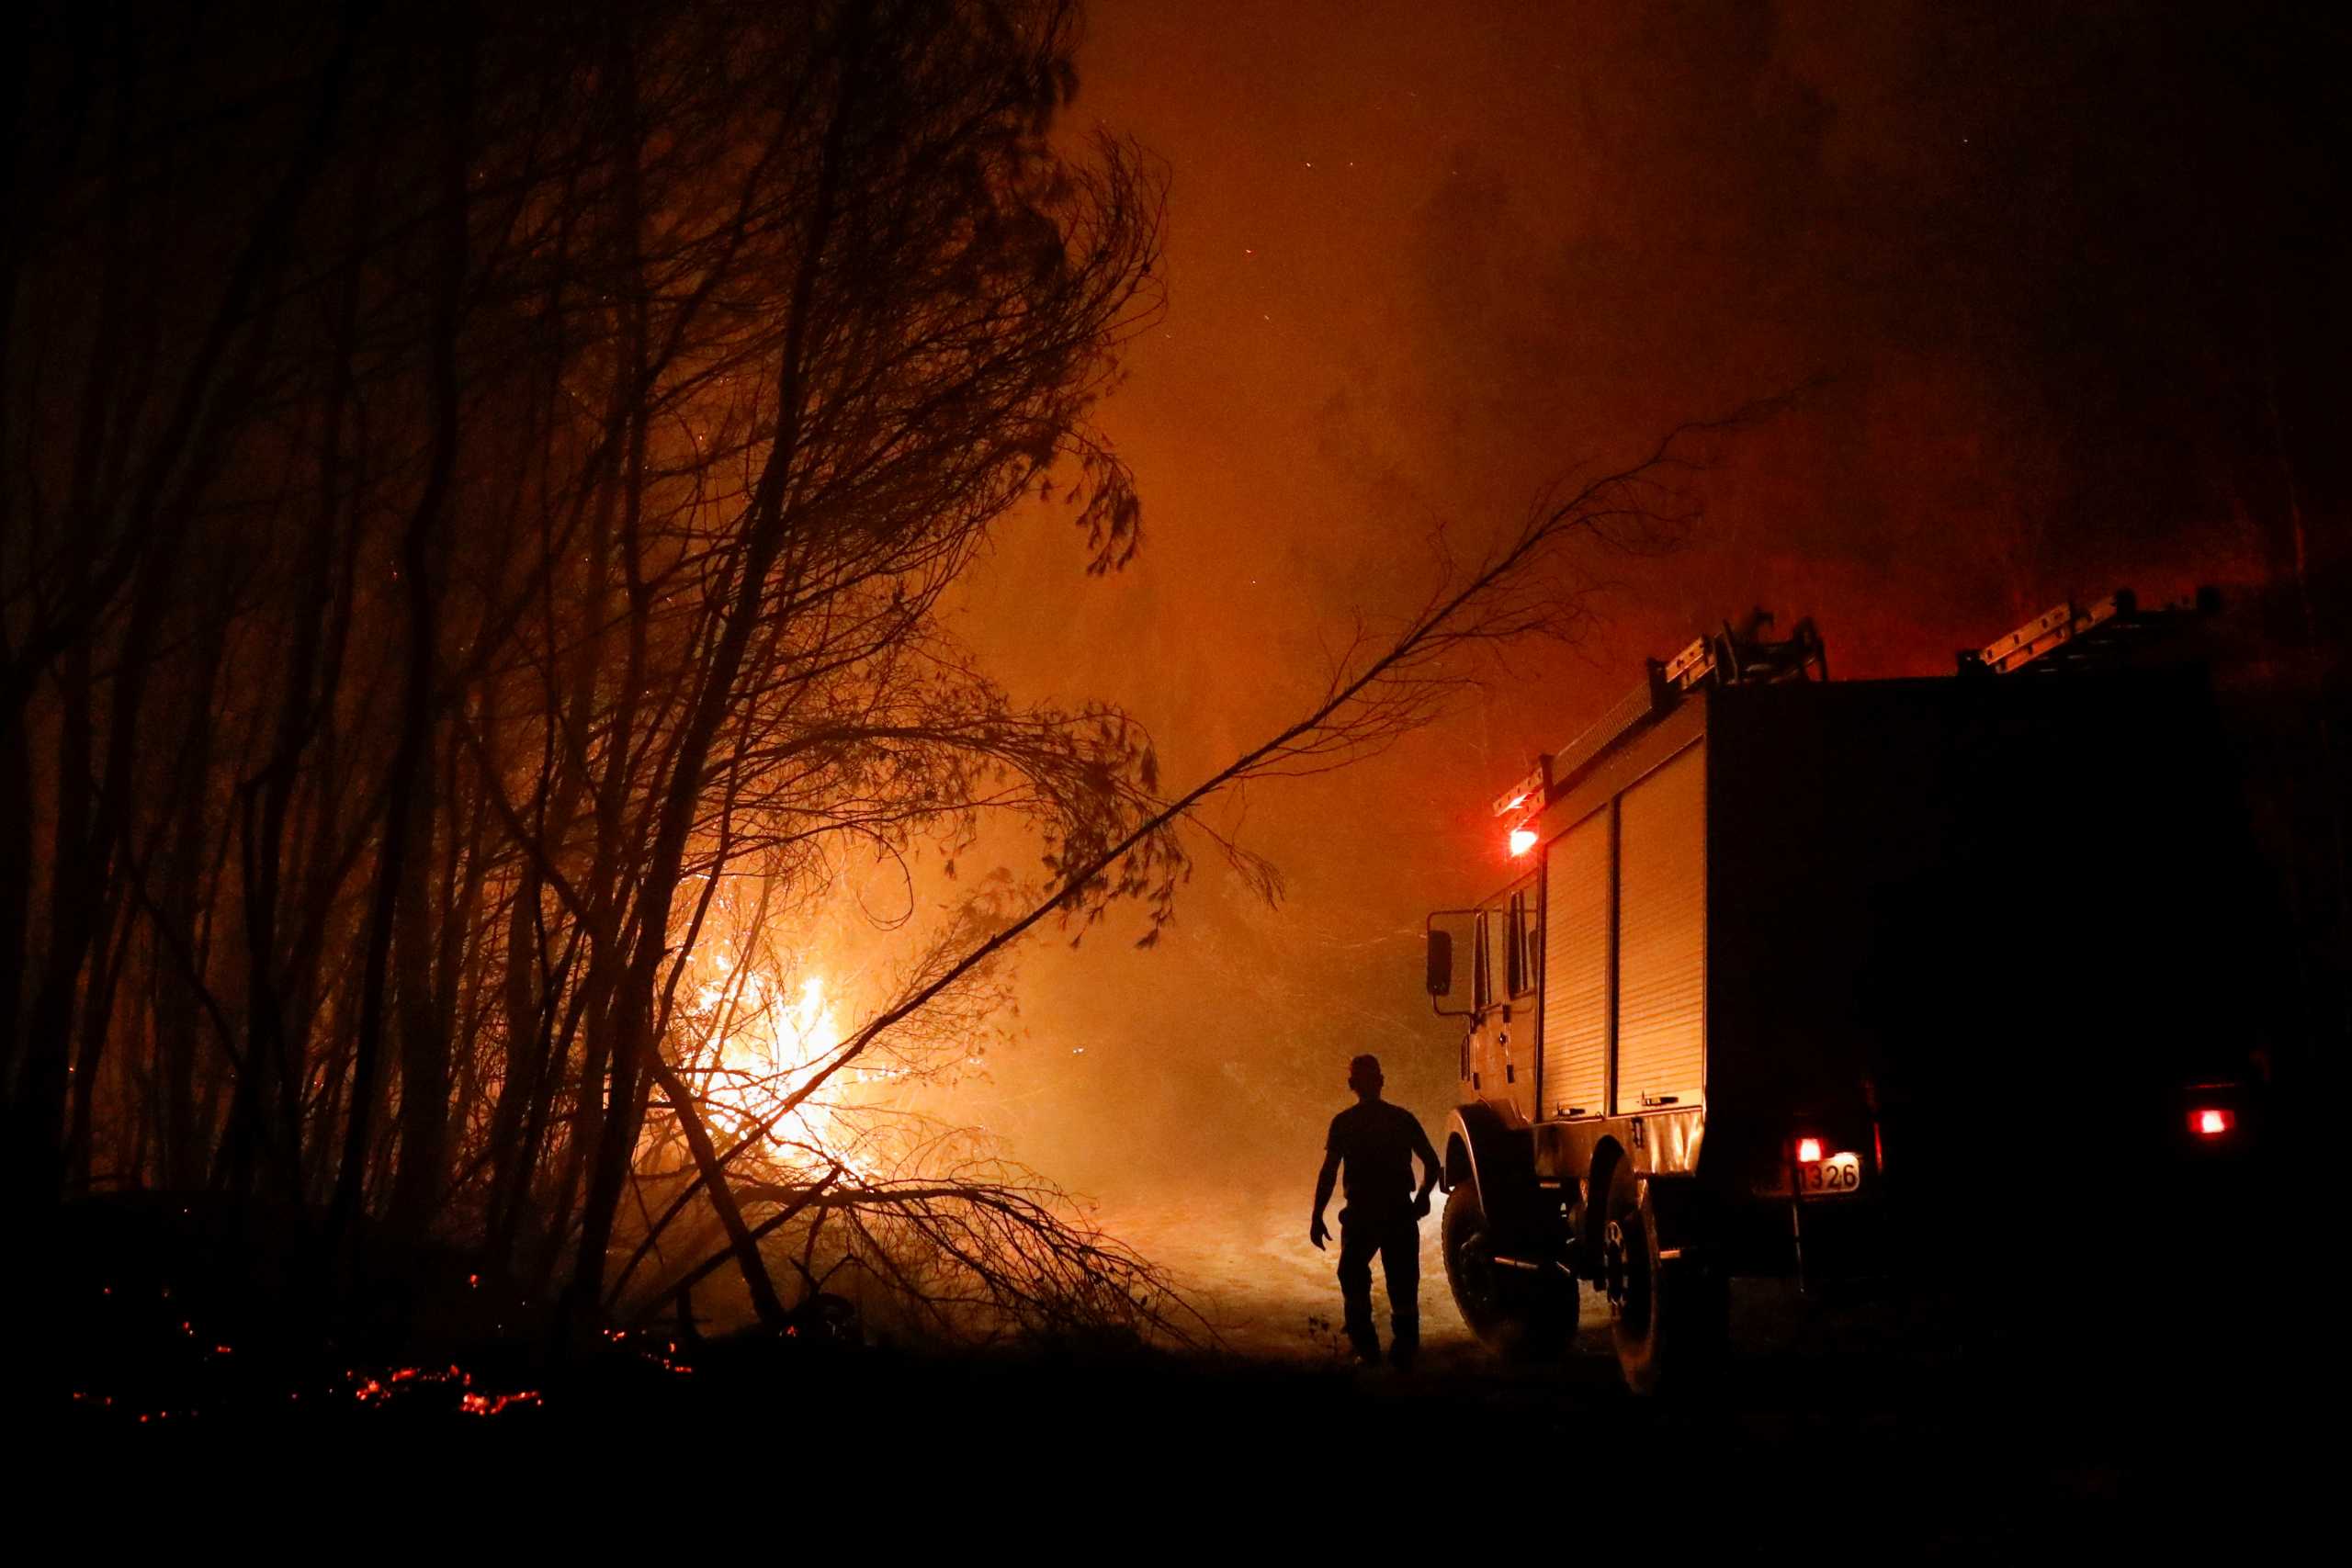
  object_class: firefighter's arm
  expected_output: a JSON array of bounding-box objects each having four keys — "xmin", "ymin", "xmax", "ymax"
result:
[
  {"xmin": 1310, "ymin": 1150, "xmax": 1340, "ymax": 1249},
  {"xmin": 1412, "ymin": 1123, "xmax": 1442, "ymax": 1213}
]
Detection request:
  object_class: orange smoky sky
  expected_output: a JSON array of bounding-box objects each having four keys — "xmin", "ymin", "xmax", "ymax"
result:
[{"xmin": 948, "ymin": 0, "xmax": 2344, "ymax": 1190}]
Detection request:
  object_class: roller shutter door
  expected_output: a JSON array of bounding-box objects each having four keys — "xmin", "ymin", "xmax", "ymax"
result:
[
  {"xmin": 1615, "ymin": 739, "xmax": 1705, "ymax": 1110},
  {"xmin": 1540, "ymin": 809, "xmax": 1610, "ymax": 1119}
]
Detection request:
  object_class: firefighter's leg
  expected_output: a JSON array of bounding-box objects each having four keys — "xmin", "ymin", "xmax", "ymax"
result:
[
  {"xmin": 1382, "ymin": 1213, "xmax": 1420, "ymax": 1368},
  {"xmin": 1336, "ymin": 1211, "xmax": 1380, "ymax": 1361}
]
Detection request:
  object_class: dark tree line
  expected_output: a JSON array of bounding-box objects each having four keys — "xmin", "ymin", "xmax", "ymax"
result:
[{"xmin": 2, "ymin": 0, "xmax": 1203, "ymax": 1338}]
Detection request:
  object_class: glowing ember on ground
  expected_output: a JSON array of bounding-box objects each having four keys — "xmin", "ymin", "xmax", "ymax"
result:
[{"xmin": 459, "ymin": 1390, "xmax": 544, "ymax": 1417}]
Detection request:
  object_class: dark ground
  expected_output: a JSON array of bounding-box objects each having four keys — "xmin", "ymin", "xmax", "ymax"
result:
[
  {"xmin": 19, "ymin": 1195, "xmax": 2320, "ymax": 1551},
  {"xmin": 33, "ymin": 1314, "xmax": 2320, "ymax": 1552}
]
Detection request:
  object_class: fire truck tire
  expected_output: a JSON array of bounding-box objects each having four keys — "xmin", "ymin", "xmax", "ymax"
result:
[
  {"xmin": 1442, "ymin": 1181, "xmax": 1574, "ymax": 1361},
  {"xmin": 1603, "ymin": 1160, "xmax": 1726, "ymax": 1395}
]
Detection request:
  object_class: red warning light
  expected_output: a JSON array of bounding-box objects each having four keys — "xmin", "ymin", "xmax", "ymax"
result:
[
  {"xmin": 1795, "ymin": 1137, "xmax": 1824, "ymax": 1164},
  {"xmin": 1508, "ymin": 828, "xmax": 1537, "ymax": 857},
  {"xmin": 2189, "ymin": 1107, "xmax": 2233, "ymax": 1138}
]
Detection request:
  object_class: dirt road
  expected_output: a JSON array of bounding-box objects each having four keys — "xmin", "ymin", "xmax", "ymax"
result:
[{"xmin": 1095, "ymin": 1185, "xmax": 1606, "ymax": 1358}]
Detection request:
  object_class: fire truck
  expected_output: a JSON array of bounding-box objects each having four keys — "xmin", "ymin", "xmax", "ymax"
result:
[{"xmin": 1424, "ymin": 591, "xmax": 2274, "ymax": 1392}]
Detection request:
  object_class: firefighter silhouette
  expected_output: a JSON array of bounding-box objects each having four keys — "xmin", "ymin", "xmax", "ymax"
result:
[{"xmin": 1311, "ymin": 1053, "xmax": 1442, "ymax": 1368}]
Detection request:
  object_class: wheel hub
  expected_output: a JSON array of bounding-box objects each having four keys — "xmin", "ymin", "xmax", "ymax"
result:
[{"xmin": 1460, "ymin": 1226, "xmax": 1499, "ymax": 1308}]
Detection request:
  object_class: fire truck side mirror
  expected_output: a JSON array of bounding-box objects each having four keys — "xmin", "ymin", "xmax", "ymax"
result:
[{"xmin": 1426, "ymin": 910, "xmax": 1478, "ymax": 1017}]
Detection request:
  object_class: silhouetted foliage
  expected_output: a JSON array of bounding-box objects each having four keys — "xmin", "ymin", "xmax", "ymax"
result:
[{"xmin": 3, "ymin": 0, "xmax": 1197, "ymax": 1341}]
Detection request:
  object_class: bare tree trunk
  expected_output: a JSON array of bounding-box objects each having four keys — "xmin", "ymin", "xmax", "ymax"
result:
[
  {"xmin": 65, "ymin": 874, "xmax": 134, "ymax": 1191},
  {"xmin": 16, "ymin": 635, "xmax": 102, "ymax": 1205},
  {"xmin": 383, "ymin": 763, "xmax": 444, "ymax": 1244},
  {"xmin": 484, "ymin": 872, "xmax": 553, "ymax": 1257},
  {"xmin": 0, "ymin": 707, "xmax": 29, "ymax": 1107},
  {"xmin": 237, "ymin": 143, "xmax": 371, "ymax": 1213},
  {"xmin": 560, "ymin": 29, "xmax": 865, "ymax": 1326},
  {"xmin": 329, "ymin": 28, "xmax": 471, "ymax": 1255}
]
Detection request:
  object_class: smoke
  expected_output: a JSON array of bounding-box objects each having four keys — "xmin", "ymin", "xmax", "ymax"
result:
[{"xmin": 941, "ymin": 0, "xmax": 2344, "ymax": 1304}]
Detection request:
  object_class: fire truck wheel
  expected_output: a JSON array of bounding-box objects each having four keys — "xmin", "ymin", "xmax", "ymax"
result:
[
  {"xmin": 1602, "ymin": 1160, "xmax": 1726, "ymax": 1395},
  {"xmin": 1442, "ymin": 1181, "xmax": 1573, "ymax": 1361}
]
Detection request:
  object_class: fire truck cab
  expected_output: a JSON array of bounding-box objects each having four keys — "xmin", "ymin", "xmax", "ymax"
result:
[{"xmin": 1425, "ymin": 593, "xmax": 2272, "ymax": 1392}]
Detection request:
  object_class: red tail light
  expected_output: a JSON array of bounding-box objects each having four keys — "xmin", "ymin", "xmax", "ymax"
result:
[
  {"xmin": 1795, "ymin": 1136, "xmax": 1824, "ymax": 1164},
  {"xmin": 2189, "ymin": 1107, "xmax": 2233, "ymax": 1138}
]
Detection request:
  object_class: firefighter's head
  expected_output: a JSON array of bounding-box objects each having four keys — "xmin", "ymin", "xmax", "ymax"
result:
[{"xmin": 1348, "ymin": 1054, "xmax": 1384, "ymax": 1100}]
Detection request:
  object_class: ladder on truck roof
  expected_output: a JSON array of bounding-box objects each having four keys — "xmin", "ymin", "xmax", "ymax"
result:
[
  {"xmin": 1498, "ymin": 611, "xmax": 1829, "ymax": 820},
  {"xmin": 1497, "ymin": 589, "xmax": 2219, "ymax": 825},
  {"xmin": 1957, "ymin": 586, "xmax": 2220, "ymax": 676}
]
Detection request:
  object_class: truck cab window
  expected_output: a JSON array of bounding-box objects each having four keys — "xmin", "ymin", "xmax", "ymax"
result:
[
  {"xmin": 1483, "ymin": 902, "xmax": 1515, "ymax": 1010},
  {"xmin": 1507, "ymin": 887, "xmax": 1536, "ymax": 997},
  {"xmin": 1472, "ymin": 912, "xmax": 1494, "ymax": 1010}
]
